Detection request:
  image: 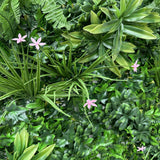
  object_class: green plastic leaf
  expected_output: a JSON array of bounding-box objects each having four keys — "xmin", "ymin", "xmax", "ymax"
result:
[
  {"xmin": 105, "ymin": 57, "xmax": 121, "ymax": 77},
  {"xmin": 19, "ymin": 129, "xmax": 29, "ymax": 154},
  {"xmin": 154, "ymin": 108, "xmax": 160, "ymax": 116},
  {"xmin": 124, "ymin": 0, "xmax": 143, "ymax": 17},
  {"xmin": 137, "ymin": 12, "xmax": 160, "ymax": 23},
  {"xmin": 116, "ymin": 54, "xmax": 130, "ymax": 69},
  {"xmin": 120, "ymin": 0, "xmax": 126, "ymax": 15},
  {"xmin": 124, "ymin": 7, "xmax": 151, "ymax": 22},
  {"xmin": 121, "ymin": 42, "xmax": 136, "ymax": 53},
  {"xmin": 123, "ymin": 25, "xmax": 156, "ymax": 39},
  {"xmin": 145, "ymin": 108, "xmax": 154, "ymax": 116},
  {"xmin": 100, "ymin": 7, "xmax": 111, "ymax": 19},
  {"xmin": 90, "ymin": 10, "xmax": 101, "ymax": 24},
  {"xmin": 32, "ymin": 144, "xmax": 55, "ymax": 160},
  {"xmin": 14, "ymin": 132, "xmax": 22, "ymax": 157},
  {"xmin": 5, "ymin": 148, "xmax": 13, "ymax": 160},
  {"xmin": 18, "ymin": 144, "xmax": 38, "ymax": 160},
  {"xmin": 83, "ymin": 20, "xmax": 120, "ymax": 34},
  {"xmin": 93, "ymin": 0, "xmax": 101, "ymax": 5},
  {"xmin": 112, "ymin": 30, "xmax": 121, "ymax": 61},
  {"xmin": 38, "ymin": 95, "xmax": 70, "ymax": 117}
]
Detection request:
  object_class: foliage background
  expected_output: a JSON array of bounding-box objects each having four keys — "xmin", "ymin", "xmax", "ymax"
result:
[{"xmin": 0, "ymin": 0, "xmax": 160, "ymax": 159}]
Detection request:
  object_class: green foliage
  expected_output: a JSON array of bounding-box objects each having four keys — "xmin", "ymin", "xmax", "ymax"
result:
[
  {"xmin": 0, "ymin": 0, "xmax": 21, "ymax": 40},
  {"xmin": 83, "ymin": 0, "xmax": 160, "ymax": 62},
  {"xmin": 0, "ymin": 0, "xmax": 160, "ymax": 159},
  {"xmin": 32, "ymin": 0, "xmax": 71, "ymax": 30},
  {"xmin": 6, "ymin": 128, "xmax": 55, "ymax": 160}
]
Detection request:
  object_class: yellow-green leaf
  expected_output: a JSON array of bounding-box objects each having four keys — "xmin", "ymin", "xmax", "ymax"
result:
[
  {"xmin": 120, "ymin": 0, "xmax": 126, "ymax": 15},
  {"xmin": 90, "ymin": 10, "xmax": 101, "ymax": 24},
  {"xmin": 116, "ymin": 54, "xmax": 130, "ymax": 69},
  {"xmin": 124, "ymin": 0, "xmax": 143, "ymax": 17},
  {"xmin": 137, "ymin": 12, "xmax": 160, "ymax": 23},
  {"xmin": 14, "ymin": 132, "xmax": 21, "ymax": 157},
  {"xmin": 121, "ymin": 42, "xmax": 136, "ymax": 53},
  {"xmin": 100, "ymin": 7, "xmax": 111, "ymax": 19},
  {"xmin": 123, "ymin": 25, "xmax": 156, "ymax": 39},
  {"xmin": 38, "ymin": 95, "xmax": 71, "ymax": 117},
  {"xmin": 19, "ymin": 129, "xmax": 29, "ymax": 154},
  {"xmin": 18, "ymin": 145, "xmax": 38, "ymax": 160},
  {"xmin": 32, "ymin": 144, "xmax": 55, "ymax": 160},
  {"xmin": 83, "ymin": 20, "xmax": 120, "ymax": 34}
]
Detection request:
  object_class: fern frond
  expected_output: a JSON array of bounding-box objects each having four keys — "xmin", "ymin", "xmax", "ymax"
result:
[
  {"xmin": 10, "ymin": 0, "xmax": 21, "ymax": 24},
  {"xmin": 32, "ymin": 0, "xmax": 70, "ymax": 30},
  {"xmin": 0, "ymin": 10, "xmax": 15, "ymax": 40}
]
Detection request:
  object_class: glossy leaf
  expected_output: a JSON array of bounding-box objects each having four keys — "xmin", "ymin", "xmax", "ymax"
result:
[
  {"xmin": 116, "ymin": 54, "xmax": 130, "ymax": 69},
  {"xmin": 18, "ymin": 145, "xmax": 38, "ymax": 160},
  {"xmin": 90, "ymin": 10, "xmax": 100, "ymax": 24},
  {"xmin": 100, "ymin": 7, "xmax": 111, "ymax": 19},
  {"xmin": 83, "ymin": 20, "xmax": 119, "ymax": 34},
  {"xmin": 123, "ymin": 25, "xmax": 156, "ymax": 39},
  {"xmin": 124, "ymin": 0, "xmax": 143, "ymax": 17},
  {"xmin": 137, "ymin": 12, "xmax": 160, "ymax": 23},
  {"xmin": 121, "ymin": 42, "xmax": 136, "ymax": 53},
  {"xmin": 32, "ymin": 144, "xmax": 55, "ymax": 160}
]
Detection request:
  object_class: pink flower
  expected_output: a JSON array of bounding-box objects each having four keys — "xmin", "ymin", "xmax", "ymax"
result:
[
  {"xmin": 29, "ymin": 37, "xmax": 46, "ymax": 50},
  {"xmin": 137, "ymin": 146, "xmax": 146, "ymax": 151},
  {"xmin": 83, "ymin": 99, "xmax": 97, "ymax": 109},
  {"xmin": 12, "ymin": 33, "xmax": 27, "ymax": 43},
  {"xmin": 131, "ymin": 59, "xmax": 140, "ymax": 72}
]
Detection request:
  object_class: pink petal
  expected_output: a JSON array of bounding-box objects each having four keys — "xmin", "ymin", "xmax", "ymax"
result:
[
  {"xmin": 18, "ymin": 33, "xmax": 22, "ymax": 39},
  {"xmin": 22, "ymin": 35, "xmax": 27, "ymax": 39},
  {"xmin": 12, "ymin": 38, "xmax": 19, "ymax": 41},
  {"xmin": 135, "ymin": 59, "xmax": 138, "ymax": 64},
  {"xmin": 31, "ymin": 37, "xmax": 37, "ymax": 44},
  {"xmin": 21, "ymin": 39, "xmax": 26, "ymax": 42},
  {"xmin": 91, "ymin": 103, "xmax": 97, "ymax": 107},
  {"xmin": 37, "ymin": 37, "xmax": 41, "ymax": 43},
  {"xmin": 87, "ymin": 105, "xmax": 91, "ymax": 109},
  {"xmin": 83, "ymin": 103, "xmax": 88, "ymax": 107},
  {"xmin": 29, "ymin": 43, "xmax": 35, "ymax": 46},
  {"xmin": 17, "ymin": 39, "xmax": 21, "ymax": 43},
  {"xmin": 39, "ymin": 42, "xmax": 46, "ymax": 46},
  {"xmin": 36, "ymin": 44, "xmax": 40, "ymax": 50},
  {"xmin": 91, "ymin": 100, "xmax": 97, "ymax": 103}
]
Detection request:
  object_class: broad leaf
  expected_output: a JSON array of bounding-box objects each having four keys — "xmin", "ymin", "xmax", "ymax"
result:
[
  {"xmin": 32, "ymin": 144, "xmax": 55, "ymax": 160},
  {"xmin": 18, "ymin": 145, "xmax": 38, "ymax": 160},
  {"xmin": 123, "ymin": 25, "xmax": 156, "ymax": 39},
  {"xmin": 90, "ymin": 10, "xmax": 101, "ymax": 24},
  {"xmin": 137, "ymin": 12, "xmax": 160, "ymax": 23}
]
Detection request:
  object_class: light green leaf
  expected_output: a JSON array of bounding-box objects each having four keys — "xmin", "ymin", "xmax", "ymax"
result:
[
  {"xmin": 120, "ymin": 0, "xmax": 126, "ymax": 15},
  {"xmin": 93, "ymin": 0, "xmax": 101, "ymax": 5},
  {"xmin": 18, "ymin": 145, "xmax": 38, "ymax": 160},
  {"xmin": 83, "ymin": 20, "xmax": 119, "ymax": 34},
  {"xmin": 113, "ymin": 5, "xmax": 121, "ymax": 18},
  {"xmin": 116, "ymin": 54, "xmax": 130, "ymax": 69},
  {"xmin": 38, "ymin": 95, "xmax": 70, "ymax": 117},
  {"xmin": 124, "ymin": 7, "xmax": 152, "ymax": 22},
  {"xmin": 137, "ymin": 12, "xmax": 160, "ymax": 23},
  {"xmin": 0, "ymin": 89, "xmax": 23, "ymax": 101},
  {"xmin": 90, "ymin": 10, "xmax": 101, "ymax": 24},
  {"xmin": 123, "ymin": 25, "xmax": 156, "ymax": 39},
  {"xmin": 112, "ymin": 30, "xmax": 121, "ymax": 61},
  {"xmin": 121, "ymin": 42, "xmax": 136, "ymax": 53},
  {"xmin": 124, "ymin": 0, "xmax": 143, "ymax": 17},
  {"xmin": 32, "ymin": 144, "xmax": 55, "ymax": 160},
  {"xmin": 100, "ymin": 7, "xmax": 111, "ymax": 19},
  {"xmin": 19, "ymin": 129, "xmax": 29, "ymax": 154},
  {"xmin": 14, "ymin": 132, "xmax": 21, "ymax": 157}
]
